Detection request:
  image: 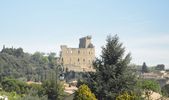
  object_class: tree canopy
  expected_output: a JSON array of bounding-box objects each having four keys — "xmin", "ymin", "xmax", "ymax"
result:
[
  {"xmin": 84, "ymin": 35, "xmax": 136, "ymax": 100},
  {"xmin": 0, "ymin": 47, "xmax": 60, "ymax": 82}
]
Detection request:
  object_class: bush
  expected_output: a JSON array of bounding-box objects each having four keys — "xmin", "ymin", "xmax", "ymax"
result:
[
  {"xmin": 73, "ymin": 84, "xmax": 97, "ymax": 100},
  {"xmin": 137, "ymin": 79, "xmax": 161, "ymax": 93},
  {"xmin": 0, "ymin": 91, "xmax": 21, "ymax": 100},
  {"xmin": 1, "ymin": 78, "xmax": 29, "ymax": 94},
  {"xmin": 20, "ymin": 89, "xmax": 47, "ymax": 100},
  {"xmin": 137, "ymin": 79, "xmax": 161, "ymax": 100},
  {"xmin": 162, "ymin": 84, "xmax": 169, "ymax": 97},
  {"xmin": 28, "ymin": 83, "xmax": 45, "ymax": 97},
  {"xmin": 116, "ymin": 91, "xmax": 139, "ymax": 100}
]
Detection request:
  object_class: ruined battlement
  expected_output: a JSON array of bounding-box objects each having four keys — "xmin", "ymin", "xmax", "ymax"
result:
[{"xmin": 60, "ymin": 36, "xmax": 95, "ymax": 72}]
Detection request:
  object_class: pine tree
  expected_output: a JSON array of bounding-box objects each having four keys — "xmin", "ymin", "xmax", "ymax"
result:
[
  {"xmin": 42, "ymin": 69, "xmax": 64, "ymax": 100},
  {"xmin": 87, "ymin": 35, "xmax": 136, "ymax": 100},
  {"xmin": 142, "ymin": 62, "xmax": 148, "ymax": 73}
]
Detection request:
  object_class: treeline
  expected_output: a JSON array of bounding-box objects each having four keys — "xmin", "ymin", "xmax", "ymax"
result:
[
  {"xmin": 0, "ymin": 76, "xmax": 64, "ymax": 100},
  {"xmin": 0, "ymin": 47, "xmax": 60, "ymax": 82}
]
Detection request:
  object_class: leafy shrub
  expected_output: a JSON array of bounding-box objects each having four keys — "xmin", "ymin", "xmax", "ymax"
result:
[
  {"xmin": 137, "ymin": 79, "xmax": 161, "ymax": 93},
  {"xmin": 137, "ymin": 79, "xmax": 161, "ymax": 100},
  {"xmin": 73, "ymin": 84, "xmax": 97, "ymax": 100},
  {"xmin": 116, "ymin": 91, "xmax": 139, "ymax": 100},
  {"xmin": 20, "ymin": 89, "xmax": 47, "ymax": 100},
  {"xmin": 1, "ymin": 78, "xmax": 29, "ymax": 94},
  {"xmin": 0, "ymin": 91, "xmax": 21, "ymax": 100},
  {"xmin": 28, "ymin": 83, "xmax": 45, "ymax": 97}
]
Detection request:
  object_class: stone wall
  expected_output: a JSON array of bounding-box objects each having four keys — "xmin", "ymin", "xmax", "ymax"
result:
[{"xmin": 60, "ymin": 36, "xmax": 95, "ymax": 72}]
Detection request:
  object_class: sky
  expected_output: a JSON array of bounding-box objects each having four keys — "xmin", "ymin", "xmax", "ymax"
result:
[{"xmin": 0, "ymin": 0, "xmax": 169, "ymax": 67}]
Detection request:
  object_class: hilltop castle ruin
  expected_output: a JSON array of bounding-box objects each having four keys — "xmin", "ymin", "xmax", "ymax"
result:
[{"xmin": 60, "ymin": 36, "xmax": 95, "ymax": 72}]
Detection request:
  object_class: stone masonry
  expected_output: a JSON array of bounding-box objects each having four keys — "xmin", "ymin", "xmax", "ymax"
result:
[{"xmin": 60, "ymin": 36, "xmax": 95, "ymax": 72}]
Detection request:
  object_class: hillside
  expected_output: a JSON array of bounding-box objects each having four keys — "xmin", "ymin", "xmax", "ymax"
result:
[{"xmin": 0, "ymin": 47, "xmax": 60, "ymax": 82}]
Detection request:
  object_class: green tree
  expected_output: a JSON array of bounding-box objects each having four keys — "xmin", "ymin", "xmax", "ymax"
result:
[
  {"xmin": 137, "ymin": 80, "xmax": 161, "ymax": 93},
  {"xmin": 85, "ymin": 35, "xmax": 136, "ymax": 100},
  {"xmin": 48, "ymin": 52, "xmax": 56, "ymax": 62},
  {"xmin": 161, "ymin": 84, "xmax": 169, "ymax": 97},
  {"xmin": 42, "ymin": 69, "xmax": 64, "ymax": 100},
  {"xmin": 14, "ymin": 48, "xmax": 24, "ymax": 58},
  {"xmin": 137, "ymin": 79, "xmax": 161, "ymax": 100},
  {"xmin": 142, "ymin": 62, "xmax": 149, "ymax": 73},
  {"xmin": 73, "ymin": 84, "xmax": 97, "ymax": 100}
]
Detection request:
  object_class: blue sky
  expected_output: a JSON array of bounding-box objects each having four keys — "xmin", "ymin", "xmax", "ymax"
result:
[{"xmin": 0, "ymin": 0, "xmax": 169, "ymax": 67}]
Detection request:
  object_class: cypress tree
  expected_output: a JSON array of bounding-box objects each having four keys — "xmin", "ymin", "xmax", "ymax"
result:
[{"xmin": 142, "ymin": 62, "xmax": 148, "ymax": 73}]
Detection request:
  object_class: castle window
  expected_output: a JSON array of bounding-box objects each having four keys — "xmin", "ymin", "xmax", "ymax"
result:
[
  {"xmin": 83, "ymin": 59, "xmax": 85, "ymax": 62},
  {"xmin": 78, "ymin": 50, "xmax": 80, "ymax": 54},
  {"xmin": 70, "ymin": 50, "xmax": 72, "ymax": 53},
  {"xmin": 78, "ymin": 58, "xmax": 80, "ymax": 62},
  {"xmin": 89, "ymin": 52, "xmax": 90, "ymax": 54}
]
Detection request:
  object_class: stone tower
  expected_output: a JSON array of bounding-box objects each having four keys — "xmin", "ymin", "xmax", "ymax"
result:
[{"xmin": 79, "ymin": 36, "xmax": 94, "ymax": 48}]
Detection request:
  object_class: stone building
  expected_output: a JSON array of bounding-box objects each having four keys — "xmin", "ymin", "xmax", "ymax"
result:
[{"xmin": 60, "ymin": 36, "xmax": 95, "ymax": 72}]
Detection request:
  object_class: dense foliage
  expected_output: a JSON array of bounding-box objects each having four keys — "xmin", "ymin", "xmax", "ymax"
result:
[
  {"xmin": 73, "ymin": 84, "xmax": 97, "ymax": 100},
  {"xmin": 116, "ymin": 91, "xmax": 138, "ymax": 100},
  {"xmin": 0, "ymin": 77, "xmax": 64, "ymax": 100},
  {"xmin": 42, "ymin": 75, "xmax": 64, "ymax": 100},
  {"xmin": 0, "ymin": 79, "xmax": 45, "ymax": 100},
  {"xmin": 0, "ymin": 91, "xmax": 21, "ymax": 100},
  {"xmin": 137, "ymin": 79, "xmax": 161, "ymax": 93},
  {"xmin": 137, "ymin": 79, "xmax": 161, "ymax": 100},
  {"xmin": 1, "ymin": 77, "xmax": 29, "ymax": 94},
  {"xmin": 82, "ymin": 35, "xmax": 136, "ymax": 100},
  {"xmin": 0, "ymin": 47, "xmax": 59, "ymax": 82},
  {"xmin": 161, "ymin": 84, "xmax": 169, "ymax": 97},
  {"xmin": 0, "ymin": 47, "xmax": 66, "ymax": 100}
]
